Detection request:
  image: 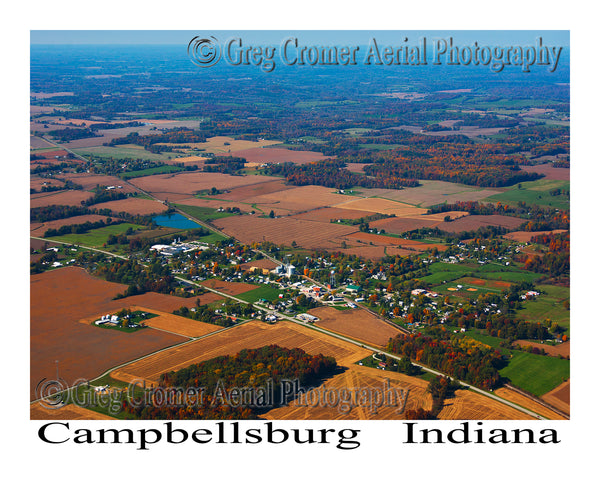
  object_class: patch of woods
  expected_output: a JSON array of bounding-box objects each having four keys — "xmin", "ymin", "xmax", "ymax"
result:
[
  {"xmin": 172, "ymin": 302, "xmax": 257, "ymax": 328},
  {"xmin": 518, "ymin": 231, "xmax": 569, "ymax": 277},
  {"xmin": 122, "ymin": 346, "xmax": 338, "ymax": 420},
  {"xmin": 388, "ymin": 326, "xmax": 505, "ymax": 390},
  {"xmin": 428, "ymin": 200, "xmax": 570, "ymax": 231},
  {"xmin": 266, "ymin": 159, "xmax": 420, "ymax": 190},
  {"xmin": 405, "ymin": 375, "xmax": 464, "ymax": 420},
  {"xmin": 203, "ymin": 156, "xmax": 247, "ymax": 174},
  {"xmin": 108, "ymin": 129, "xmax": 207, "ymax": 154}
]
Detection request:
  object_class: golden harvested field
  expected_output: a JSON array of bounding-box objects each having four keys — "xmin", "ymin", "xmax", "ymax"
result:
[
  {"xmin": 436, "ymin": 389, "xmax": 534, "ymax": 420},
  {"xmin": 30, "ymin": 403, "xmax": 114, "ymax": 420},
  {"xmin": 30, "ymin": 214, "xmax": 120, "ymax": 236},
  {"xmin": 541, "ymin": 380, "xmax": 570, "ymax": 415},
  {"xmin": 335, "ymin": 197, "xmax": 429, "ymax": 217},
  {"xmin": 110, "ymin": 320, "xmax": 371, "ymax": 385},
  {"xmin": 30, "ymin": 190, "xmax": 94, "ymax": 208},
  {"xmin": 129, "ymin": 171, "xmax": 280, "ymax": 197},
  {"xmin": 495, "ymin": 387, "xmax": 567, "ymax": 420},
  {"xmin": 262, "ymin": 365, "xmax": 432, "ymax": 420},
  {"xmin": 157, "ymin": 136, "xmax": 281, "ymax": 154},
  {"xmin": 212, "ymin": 215, "xmax": 358, "ymax": 250},
  {"xmin": 128, "ymin": 307, "xmax": 223, "ymax": 338},
  {"xmin": 92, "ymin": 197, "xmax": 169, "ymax": 215},
  {"xmin": 308, "ymin": 306, "xmax": 402, "ymax": 347}
]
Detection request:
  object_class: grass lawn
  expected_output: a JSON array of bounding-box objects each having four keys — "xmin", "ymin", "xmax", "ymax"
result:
[
  {"xmin": 119, "ymin": 165, "xmax": 183, "ymax": 179},
  {"xmin": 47, "ymin": 222, "xmax": 144, "ymax": 247},
  {"xmin": 236, "ymin": 284, "xmax": 283, "ymax": 303},
  {"xmin": 515, "ymin": 284, "xmax": 570, "ymax": 334}
]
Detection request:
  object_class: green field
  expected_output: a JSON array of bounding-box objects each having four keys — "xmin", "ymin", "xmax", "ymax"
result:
[
  {"xmin": 515, "ymin": 284, "xmax": 570, "ymax": 334},
  {"xmin": 464, "ymin": 330, "xmax": 569, "ymax": 396},
  {"xmin": 175, "ymin": 203, "xmax": 236, "ymax": 222},
  {"xmin": 484, "ymin": 178, "xmax": 570, "ymax": 209},
  {"xmin": 119, "ymin": 165, "xmax": 183, "ymax": 179},
  {"xmin": 47, "ymin": 222, "xmax": 144, "ymax": 247},
  {"xmin": 73, "ymin": 145, "xmax": 176, "ymax": 162},
  {"xmin": 499, "ymin": 350, "xmax": 570, "ymax": 396},
  {"xmin": 235, "ymin": 284, "xmax": 283, "ymax": 303}
]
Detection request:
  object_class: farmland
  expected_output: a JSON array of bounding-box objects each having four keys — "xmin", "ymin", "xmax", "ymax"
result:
[
  {"xmin": 110, "ymin": 320, "xmax": 371, "ymax": 385},
  {"xmin": 30, "ymin": 267, "xmax": 186, "ymax": 400},
  {"xmin": 308, "ymin": 306, "xmax": 402, "ymax": 347},
  {"xmin": 29, "ymin": 37, "xmax": 570, "ymax": 424}
]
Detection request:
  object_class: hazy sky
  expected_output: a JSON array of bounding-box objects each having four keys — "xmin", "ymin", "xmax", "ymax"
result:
[{"xmin": 30, "ymin": 30, "xmax": 569, "ymax": 47}]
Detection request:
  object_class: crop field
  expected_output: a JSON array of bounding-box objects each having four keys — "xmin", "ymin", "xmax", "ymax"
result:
[
  {"xmin": 30, "ymin": 190, "xmax": 94, "ymax": 208},
  {"xmin": 129, "ymin": 171, "xmax": 281, "ymax": 199},
  {"xmin": 335, "ymin": 197, "xmax": 430, "ymax": 217},
  {"xmin": 235, "ymin": 284, "xmax": 283, "ymax": 303},
  {"xmin": 92, "ymin": 197, "xmax": 169, "ymax": 215},
  {"xmin": 110, "ymin": 320, "xmax": 371, "ymax": 385},
  {"xmin": 42, "ymin": 222, "xmax": 144, "ymax": 247},
  {"xmin": 128, "ymin": 307, "xmax": 224, "ymax": 338},
  {"xmin": 217, "ymin": 146, "xmax": 332, "ymax": 165},
  {"xmin": 243, "ymin": 185, "xmax": 348, "ymax": 215},
  {"xmin": 212, "ymin": 215, "xmax": 358, "ymax": 250},
  {"xmin": 57, "ymin": 173, "xmax": 138, "ymax": 193},
  {"xmin": 30, "ymin": 403, "xmax": 114, "ymax": 420},
  {"xmin": 503, "ymin": 229, "xmax": 568, "ymax": 242},
  {"xmin": 30, "ymin": 214, "xmax": 121, "ymax": 237},
  {"xmin": 541, "ymin": 380, "xmax": 570, "ymax": 415},
  {"xmin": 211, "ymin": 178, "xmax": 294, "ymax": 202},
  {"xmin": 369, "ymin": 216, "xmax": 441, "ymax": 234},
  {"xmin": 499, "ymin": 350, "xmax": 570, "ymax": 397},
  {"xmin": 72, "ymin": 145, "xmax": 176, "ymax": 162},
  {"xmin": 175, "ymin": 198, "xmax": 256, "ymax": 216},
  {"xmin": 494, "ymin": 387, "xmax": 566, "ymax": 420},
  {"xmin": 201, "ymin": 278, "xmax": 259, "ymax": 296},
  {"xmin": 345, "ymin": 232, "xmax": 447, "ymax": 252},
  {"xmin": 30, "ymin": 177, "xmax": 66, "ymax": 191},
  {"xmin": 513, "ymin": 340, "xmax": 570, "ymax": 358},
  {"xmin": 291, "ymin": 207, "xmax": 375, "ymax": 223},
  {"xmin": 308, "ymin": 306, "xmax": 402, "ymax": 347},
  {"xmin": 30, "ymin": 267, "xmax": 185, "ymax": 400},
  {"xmin": 521, "ymin": 163, "xmax": 570, "ymax": 181},
  {"xmin": 111, "ymin": 291, "xmax": 225, "ymax": 312},
  {"xmin": 262, "ymin": 365, "xmax": 432, "ymax": 420},
  {"xmin": 365, "ymin": 180, "xmax": 504, "ymax": 207},
  {"xmin": 436, "ymin": 214, "xmax": 525, "ymax": 233},
  {"xmin": 436, "ymin": 388, "xmax": 533, "ymax": 420},
  {"xmin": 157, "ymin": 136, "xmax": 281, "ymax": 154},
  {"xmin": 30, "ymin": 135, "xmax": 57, "ymax": 149},
  {"xmin": 484, "ymin": 178, "xmax": 570, "ymax": 209}
]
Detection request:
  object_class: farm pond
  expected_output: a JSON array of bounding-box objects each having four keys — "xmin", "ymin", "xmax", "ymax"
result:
[{"xmin": 152, "ymin": 213, "xmax": 202, "ymax": 229}]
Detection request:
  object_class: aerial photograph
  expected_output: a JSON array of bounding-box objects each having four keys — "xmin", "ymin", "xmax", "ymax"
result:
[{"xmin": 29, "ymin": 30, "xmax": 571, "ymax": 424}]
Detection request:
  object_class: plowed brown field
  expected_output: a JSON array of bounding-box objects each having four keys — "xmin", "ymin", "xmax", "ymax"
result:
[
  {"xmin": 92, "ymin": 197, "xmax": 169, "ymax": 215},
  {"xmin": 31, "ymin": 267, "xmax": 186, "ymax": 400},
  {"xmin": 308, "ymin": 306, "xmax": 402, "ymax": 347}
]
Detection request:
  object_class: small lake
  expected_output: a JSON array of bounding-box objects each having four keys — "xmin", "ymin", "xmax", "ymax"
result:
[{"xmin": 152, "ymin": 213, "xmax": 202, "ymax": 229}]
